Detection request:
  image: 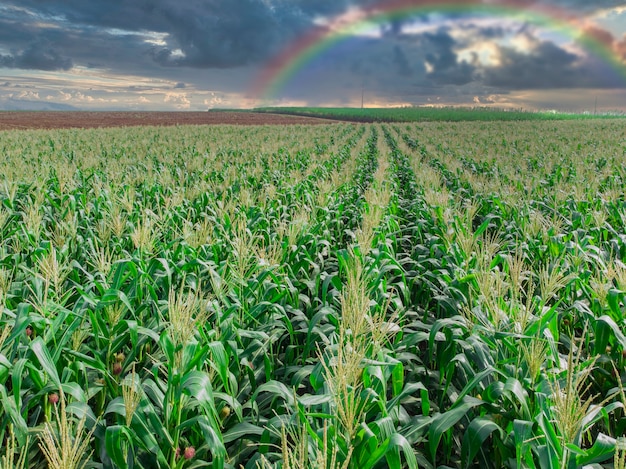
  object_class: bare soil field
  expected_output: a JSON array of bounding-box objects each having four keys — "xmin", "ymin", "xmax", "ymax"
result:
[{"xmin": 0, "ymin": 111, "xmax": 335, "ymax": 130}]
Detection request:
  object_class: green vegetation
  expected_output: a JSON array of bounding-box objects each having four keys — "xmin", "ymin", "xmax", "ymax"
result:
[
  {"xmin": 256, "ymin": 106, "xmax": 626, "ymax": 122},
  {"xmin": 0, "ymin": 120, "xmax": 626, "ymax": 468}
]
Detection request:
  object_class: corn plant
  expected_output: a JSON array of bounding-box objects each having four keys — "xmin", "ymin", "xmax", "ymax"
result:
[{"xmin": 0, "ymin": 118, "xmax": 625, "ymax": 468}]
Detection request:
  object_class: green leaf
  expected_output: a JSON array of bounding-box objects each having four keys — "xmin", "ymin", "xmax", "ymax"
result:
[
  {"xmin": 181, "ymin": 371, "xmax": 219, "ymax": 423},
  {"xmin": 536, "ymin": 444, "xmax": 560, "ymax": 469},
  {"xmin": 565, "ymin": 443, "xmax": 586, "ymax": 456},
  {"xmin": 607, "ymin": 289, "xmax": 623, "ymax": 321},
  {"xmin": 5, "ymin": 303, "xmax": 31, "ymax": 346},
  {"xmin": 575, "ymin": 433, "xmax": 616, "ymax": 465},
  {"xmin": 420, "ymin": 388, "xmax": 430, "ymax": 417},
  {"xmin": 0, "ymin": 384, "xmax": 29, "ymax": 445},
  {"xmin": 473, "ymin": 216, "xmax": 494, "ymax": 238},
  {"xmin": 223, "ymin": 423, "xmax": 264, "ymax": 444},
  {"xmin": 595, "ymin": 315, "xmax": 626, "ymax": 354},
  {"xmin": 537, "ymin": 411, "xmax": 562, "ymax": 468},
  {"xmin": 513, "ymin": 419, "xmax": 535, "ymax": 469},
  {"xmin": 64, "ymin": 350, "xmax": 107, "ymax": 373},
  {"xmin": 254, "ymin": 380, "xmax": 296, "ymax": 407},
  {"xmin": 30, "ymin": 337, "xmax": 61, "ymax": 388},
  {"xmin": 372, "ymin": 416, "xmax": 395, "ymax": 442},
  {"xmin": 503, "ymin": 377, "xmax": 531, "ymax": 420},
  {"xmin": 429, "ymin": 397, "xmax": 483, "ymax": 462},
  {"xmin": 129, "ymin": 400, "xmax": 168, "ymax": 461},
  {"xmin": 207, "ymin": 341, "xmax": 231, "ymax": 393},
  {"xmin": 11, "ymin": 358, "xmax": 27, "ymax": 410},
  {"xmin": 0, "ymin": 353, "xmax": 11, "ymax": 384},
  {"xmin": 358, "ymin": 428, "xmax": 388, "ymax": 469},
  {"xmin": 456, "ymin": 366, "xmax": 500, "ymax": 402},
  {"xmin": 61, "ymin": 382, "xmax": 88, "ymax": 403},
  {"xmin": 105, "ymin": 425, "xmax": 135, "ymax": 469},
  {"xmin": 391, "ymin": 361, "xmax": 404, "ymax": 397},
  {"xmin": 386, "ymin": 433, "xmax": 418, "ymax": 469},
  {"xmin": 105, "ymin": 397, "xmax": 126, "ymax": 417},
  {"xmin": 461, "ymin": 417, "xmax": 503, "ymax": 468},
  {"xmin": 297, "ymin": 394, "xmax": 332, "ymax": 406},
  {"xmin": 580, "ymin": 401, "xmax": 623, "ymax": 438},
  {"xmin": 189, "ymin": 415, "xmax": 226, "ymax": 469},
  {"xmin": 158, "ymin": 331, "xmax": 176, "ymax": 364}
]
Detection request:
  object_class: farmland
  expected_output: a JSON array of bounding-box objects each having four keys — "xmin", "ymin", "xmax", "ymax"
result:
[
  {"xmin": 0, "ymin": 119, "xmax": 625, "ymax": 468},
  {"xmin": 256, "ymin": 107, "xmax": 626, "ymax": 122},
  {"xmin": 0, "ymin": 112, "xmax": 333, "ymax": 131}
]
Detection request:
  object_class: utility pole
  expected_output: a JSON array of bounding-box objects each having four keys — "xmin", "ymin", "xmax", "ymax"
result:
[
  {"xmin": 594, "ymin": 95, "xmax": 598, "ymax": 115},
  {"xmin": 361, "ymin": 85, "xmax": 364, "ymax": 109}
]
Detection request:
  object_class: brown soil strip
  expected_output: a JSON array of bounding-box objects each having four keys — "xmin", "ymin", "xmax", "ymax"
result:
[{"xmin": 0, "ymin": 111, "xmax": 337, "ymax": 130}]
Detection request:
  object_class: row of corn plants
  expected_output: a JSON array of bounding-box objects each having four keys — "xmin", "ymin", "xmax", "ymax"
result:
[
  {"xmin": 1, "ymin": 119, "xmax": 625, "ymax": 468},
  {"xmin": 389, "ymin": 121, "xmax": 626, "ymax": 468},
  {"xmin": 0, "ymin": 123, "xmax": 366, "ymax": 468}
]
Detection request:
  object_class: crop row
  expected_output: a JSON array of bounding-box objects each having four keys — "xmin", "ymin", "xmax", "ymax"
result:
[{"xmin": 1, "ymin": 121, "xmax": 625, "ymax": 468}]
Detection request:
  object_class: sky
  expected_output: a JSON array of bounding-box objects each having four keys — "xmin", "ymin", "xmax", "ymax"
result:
[{"xmin": 0, "ymin": 0, "xmax": 625, "ymax": 111}]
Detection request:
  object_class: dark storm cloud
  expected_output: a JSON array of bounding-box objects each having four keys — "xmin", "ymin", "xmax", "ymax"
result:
[
  {"xmin": 483, "ymin": 39, "xmax": 623, "ymax": 89},
  {"xmin": 485, "ymin": 41, "xmax": 579, "ymax": 88},
  {"xmin": 290, "ymin": 0, "xmax": 389, "ymax": 17},
  {"xmin": 0, "ymin": 11, "xmax": 155, "ymax": 74},
  {"xmin": 147, "ymin": 0, "xmax": 309, "ymax": 68},
  {"xmin": 0, "ymin": 41, "xmax": 73, "ymax": 71},
  {"xmin": 392, "ymin": 45, "xmax": 413, "ymax": 76},
  {"xmin": 0, "ymin": 0, "xmax": 337, "ymax": 69},
  {"xmin": 421, "ymin": 29, "xmax": 477, "ymax": 85}
]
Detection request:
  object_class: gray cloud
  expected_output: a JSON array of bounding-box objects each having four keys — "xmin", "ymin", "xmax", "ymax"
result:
[
  {"xmin": 0, "ymin": 0, "xmax": 320, "ymax": 69},
  {"xmin": 392, "ymin": 45, "xmax": 413, "ymax": 76},
  {"xmin": 485, "ymin": 41, "xmax": 579, "ymax": 88},
  {"xmin": 0, "ymin": 13, "xmax": 155, "ymax": 75},
  {"xmin": 421, "ymin": 29, "xmax": 477, "ymax": 85},
  {"xmin": 0, "ymin": 41, "xmax": 73, "ymax": 71},
  {"xmin": 266, "ymin": 16, "xmax": 625, "ymax": 107},
  {"xmin": 483, "ymin": 39, "xmax": 624, "ymax": 89},
  {"xmin": 535, "ymin": 0, "xmax": 626, "ymax": 12},
  {"xmin": 147, "ymin": 0, "xmax": 307, "ymax": 68}
]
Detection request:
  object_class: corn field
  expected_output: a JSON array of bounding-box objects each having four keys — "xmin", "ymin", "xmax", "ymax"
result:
[{"xmin": 0, "ymin": 120, "xmax": 626, "ymax": 468}]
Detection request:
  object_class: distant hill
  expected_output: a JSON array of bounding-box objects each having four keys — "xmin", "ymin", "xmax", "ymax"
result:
[{"xmin": 0, "ymin": 98, "xmax": 78, "ymax": 111}]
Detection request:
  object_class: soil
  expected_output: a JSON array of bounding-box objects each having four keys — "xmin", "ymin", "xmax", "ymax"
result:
[{"xmin": 0, "ymin": 111, "xmax": 337, "ymax": 130}]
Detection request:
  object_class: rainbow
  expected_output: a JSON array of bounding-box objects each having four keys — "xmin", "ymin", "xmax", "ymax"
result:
[{"xmin": 250, "ymin": 0, "xmax": 626, "ymax": 102}]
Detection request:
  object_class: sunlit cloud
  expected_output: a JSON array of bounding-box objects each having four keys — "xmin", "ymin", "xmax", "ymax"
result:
[
  {"xmin": 164, "ymin": 92, "xmax": 190, "ymax": 109},
  {"xmin": 313, "ymin": 6, "xmax": 372, "ymax": 34}
]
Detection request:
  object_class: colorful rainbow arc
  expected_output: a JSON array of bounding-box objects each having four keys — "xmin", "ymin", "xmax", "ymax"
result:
[{"xmin": 249, "ymin": 0, "xmax": 626, "ymax": 102}]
